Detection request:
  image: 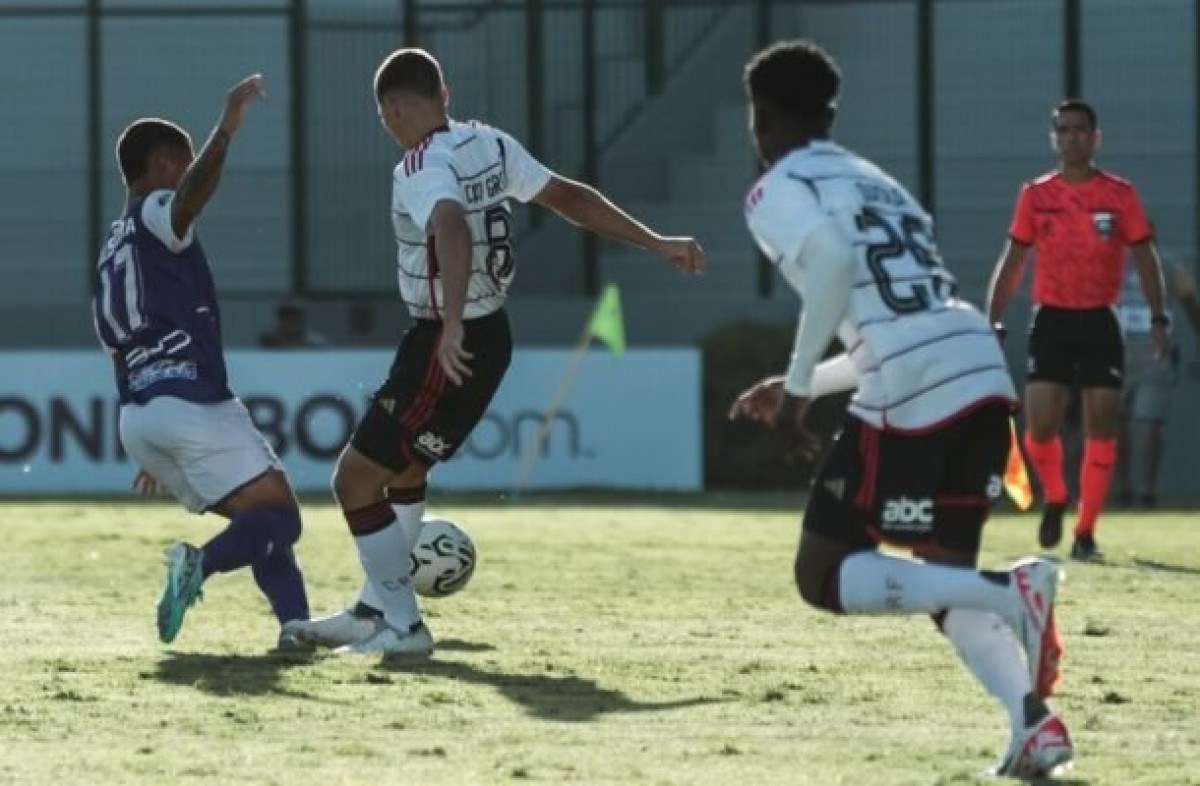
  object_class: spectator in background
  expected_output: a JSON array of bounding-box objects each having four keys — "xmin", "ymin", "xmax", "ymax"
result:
[
  {"xmin": 1114, "ymin": 252, "xmax": 1200, "ymax": 508},
  {"xmin": 987, "ymin": 99, "xmax": 1170, "ymax": 561},
  {"xmin": 259, "ymin": 300, "xmax": 329, "ymax": 348}
]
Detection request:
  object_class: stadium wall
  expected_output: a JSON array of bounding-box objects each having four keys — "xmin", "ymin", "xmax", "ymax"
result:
[{"xmin": 0, "ymin": 349, "xmax": 702, "ymax": 494}]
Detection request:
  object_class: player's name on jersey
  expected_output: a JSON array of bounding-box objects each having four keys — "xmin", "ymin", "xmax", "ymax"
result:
[
  {"xmin": 465, "ymin": 172, "xmax": 506, "ymax": 205},
  {"xmin": 855, "ymin": 180, "xmax": 906, "ymax": 208}
]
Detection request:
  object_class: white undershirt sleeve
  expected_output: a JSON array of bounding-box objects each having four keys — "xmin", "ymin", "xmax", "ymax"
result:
[
  {"xmin": 779, "ymin": 219, "xmax": 857, "ymax": 397},
  {"xmin": 810, "ymin": 352, "xmax": 859, "ymax": 398}
]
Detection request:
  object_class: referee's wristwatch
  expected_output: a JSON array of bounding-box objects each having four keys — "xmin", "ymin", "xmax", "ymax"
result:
[{"xmin": 1151, "ymin": 313, "xmax": 1171, "ymax": 328}]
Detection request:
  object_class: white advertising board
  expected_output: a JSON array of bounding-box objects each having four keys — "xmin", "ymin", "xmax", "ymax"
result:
[{"xmin": 0, "ymin": 349, "xmax": 701, "ymax": 494}]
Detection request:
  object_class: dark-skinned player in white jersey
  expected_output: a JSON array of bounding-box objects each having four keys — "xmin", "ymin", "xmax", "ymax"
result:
[
  {"xmin": 286, "ymin": 49, "xmax": 705, "ymax": 656},
  {"xmin": 728, "ymin": 40, "xmax": 1072, "ymax": 778}
]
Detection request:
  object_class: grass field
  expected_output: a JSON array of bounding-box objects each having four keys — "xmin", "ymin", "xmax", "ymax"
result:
[{"xmin": 1, "ymin": 497, "xmax": 1199, "ymax": 785}]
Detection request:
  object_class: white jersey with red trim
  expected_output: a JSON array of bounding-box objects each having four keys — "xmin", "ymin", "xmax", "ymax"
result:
[
  {"xmin": 745, "ymin": 141, "xmax": 1017, "ymax": 432},
  {"xmin": 391, "ymin": 119, "xmax": 552, "ymax": 320}
]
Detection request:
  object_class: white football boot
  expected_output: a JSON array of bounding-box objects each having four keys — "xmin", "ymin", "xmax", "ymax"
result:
[
  {"xmin": 991, "ymin": 702, "xmax": 1074, "ymax": 779},
  {"xmin": 334, "ymin": 620, "xmax": 434, "ymax": 657},
  {"xmin": 282, "ymin": 608, "xmax": 380, "ymax": 649}
]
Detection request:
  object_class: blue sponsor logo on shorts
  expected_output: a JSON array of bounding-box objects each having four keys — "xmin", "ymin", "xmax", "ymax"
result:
[{"xmin": 129, "ymin": 360, "xmax": 198, "ymax": 391}]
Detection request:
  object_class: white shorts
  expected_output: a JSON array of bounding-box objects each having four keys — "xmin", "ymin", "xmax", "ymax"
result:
[{"xmin": 120, "ymin": 397, "xmax": 283, "ymax": 514}]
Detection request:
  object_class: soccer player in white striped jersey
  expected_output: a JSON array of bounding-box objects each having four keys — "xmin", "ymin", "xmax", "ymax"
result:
[
  {"xmin": 728, "ymin": 41, "xmax": 1072, "ymax": 778},
  {"xmin": 285, "ymin": 48, "xmax": 704, "ymax": 656}
]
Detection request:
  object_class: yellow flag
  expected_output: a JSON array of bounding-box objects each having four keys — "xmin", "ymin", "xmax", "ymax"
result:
[
  {"xmin": 587, "ymin": 283, "xmax": 625, "ymax": 358},
  {"xmin": 1004, "ymin": 416, "xmax": 1033, "ymax": 511}
]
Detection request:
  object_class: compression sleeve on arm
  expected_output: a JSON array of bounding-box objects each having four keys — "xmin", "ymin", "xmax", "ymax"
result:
[
  {"xmin": 810, "ymin": 352, "xmax": 859, "ymax": 398},
  {"xmin": 778, "ymin": 220, "xmax": 857, "ymax": 397}
]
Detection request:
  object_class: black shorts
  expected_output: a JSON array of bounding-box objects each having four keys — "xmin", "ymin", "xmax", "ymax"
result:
[
  {"xmin": 1027, "ymin": 305, "xmax": 1123, "ymax": 388},
  {"xmin": 803, "ymin": 402, "xmax": 1010, "ymax": 556},
  {"xmin": 350, "ymin": 309, "xmax": 513, "ymax": 472}
]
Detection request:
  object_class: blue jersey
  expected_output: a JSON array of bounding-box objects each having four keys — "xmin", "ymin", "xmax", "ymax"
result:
[{"xmin": 91, "ymin": 190, "xmax": 232, "ymax": 405}]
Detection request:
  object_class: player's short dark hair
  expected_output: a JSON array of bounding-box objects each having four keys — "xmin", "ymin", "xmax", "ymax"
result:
[
  {"xmin": 116, "ymin": 118, "xmax": 191, "ymax": 183},
  {"xmin": 1053, "ymin": 99, "xmax": 1098, "ymax": 130},
  {"xmin": 744, "ymin": 40, "xmax": 841, "ymax": 123},
  {"xmin": 374, "ymin": 48, "xmax": 444, "ymax": 101}
]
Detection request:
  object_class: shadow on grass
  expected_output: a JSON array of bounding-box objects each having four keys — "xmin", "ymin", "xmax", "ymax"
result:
[
  {"xmin": 296, "ymin": 490, "xmax": 808, "ymax": 513},
  {"xmin": 151, "ymin": 650, "xmax": 326, "ymax": 700},
  {"xmin": 1130, "ymin": 557, "xmax": 1200, "ymax": 576},
  {"xmin": 375, "ymin": 655, "xmax": 717, "ymax": 722},
  {"xmin": 435, "ymin": 638, "xmax": 496, "ymax": 653}
]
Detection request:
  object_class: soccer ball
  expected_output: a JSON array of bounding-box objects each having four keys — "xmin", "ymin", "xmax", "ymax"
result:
[{"xmin": 409, "ymin": 517, "xmax": 476, "ymax": 598}]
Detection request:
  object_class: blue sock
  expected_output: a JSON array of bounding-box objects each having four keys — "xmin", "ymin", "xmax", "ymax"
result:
[
  {"xmin": 201, "ymin": 505, "xmax": 309, "ymax": 625},
  {"xmin": 201, "ymin": 505, "xmax": 299, "ymax": 575},
  {"xmin": 252, "ymin": 543, "xmax": 310, "ymax": 624}
]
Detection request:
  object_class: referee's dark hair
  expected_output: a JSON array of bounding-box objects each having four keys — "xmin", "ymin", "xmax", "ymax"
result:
[
  {"xmin": 744, "ymin": 40, "xmax": 841, "ymax": 132},
  {"xmin": 1053, "ymin": 99, "xmax": 1098, "ymax": 130},
  {"xmin": 116, "ymin": 118, "xmax": 191, "ymax": 185},
  {"xmin": 374, "ymin": 48, "xmax": 444, "ymax": 102}
]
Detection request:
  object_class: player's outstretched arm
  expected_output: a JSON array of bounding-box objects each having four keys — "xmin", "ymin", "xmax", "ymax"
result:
[
  {"xmin": 171, "ymin": 73, "xmax": 266, "ymax": 240},
  {"xmin": 532, "ymin": 175, "xmax": 705, "ymax": 275}
]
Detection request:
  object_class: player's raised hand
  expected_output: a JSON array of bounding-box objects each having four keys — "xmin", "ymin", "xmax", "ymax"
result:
[
  {"xmin": 218, "ymin": 73, "xmax": 266, "ymax": 136},
  {"xmin": 657, "ymin": 236, "xmax": 706, "ymax": 275},
  {"xmin": 436, "ymin": 318, "xmax": 474, "ymax": 386}
]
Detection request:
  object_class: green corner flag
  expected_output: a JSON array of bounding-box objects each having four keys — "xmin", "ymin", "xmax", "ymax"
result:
[{"xmin": 587, "ymin": 283, "xmax": 625, "ymax": 358}]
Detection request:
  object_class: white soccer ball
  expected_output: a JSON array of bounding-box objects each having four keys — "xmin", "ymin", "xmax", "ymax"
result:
[{"xmin": 409, "ymin": 517, "xmax": 476, "ymax": 598}]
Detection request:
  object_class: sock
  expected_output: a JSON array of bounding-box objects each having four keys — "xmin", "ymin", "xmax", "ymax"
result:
[
  {"xmin": 1076, "ymin": 438, "xmax": 1117, "ymax": 537},
  {"xmin": 352, "ymin": 485, "xmax": 428, "ymax": 615},
  {"xmin": 1023, "ymin": 433, "xmax": 1067, "ymax": 504},
  {"xmin": 201, "ymin": 504, "xmax": 302, "ymax": 576},
  {"xmin": 345, "ymin": 500, "xmax": 421, "ymax": 630},
  {"xmin": 837, "ymin": 551, "xmax": 1012, "ymax": 617},
  {"xmin": 353, "ymin": 582, "xmax": 383, "ymax": 617},
  {"xmin": 252, "ymin": 542, "xmax": 310, "ymax": 625},
  {"xmin": 941, "ymin": 609, "xmax": 1032, "ymax": 734},
  {"xmin": 387, "ymin": 485, "xmax": 428, "ymax": 552}
]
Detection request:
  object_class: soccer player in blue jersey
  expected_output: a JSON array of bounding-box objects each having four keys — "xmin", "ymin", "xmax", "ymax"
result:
[{"xmin": 91, "ymin": 74, "xmax": 311, "ymax": 650}]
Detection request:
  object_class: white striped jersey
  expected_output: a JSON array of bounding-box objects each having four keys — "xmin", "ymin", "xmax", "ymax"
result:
[
  {"xmin": 391, "ymin": 119, "xmax": 552, "ymax": 320},
  {"xmin": 745, "ymin": 141, "xmax": 1016, "ymax": 432}
]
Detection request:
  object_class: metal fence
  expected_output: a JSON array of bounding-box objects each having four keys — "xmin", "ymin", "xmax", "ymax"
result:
[{"xmin": 0, "ymin": 0, "xmax": 1196, "ymax": 316}]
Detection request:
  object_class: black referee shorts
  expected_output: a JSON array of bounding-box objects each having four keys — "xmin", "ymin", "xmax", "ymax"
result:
[
  {"xmin": 1027, "ymin": 305, "xmax": 1124, "ymax": 388},
  {"xmin": 351, "ymin": 309, "xmax": 513, "ymax": 472}
]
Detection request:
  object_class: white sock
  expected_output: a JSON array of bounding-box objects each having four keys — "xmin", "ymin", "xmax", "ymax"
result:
[
  {"xmin": 356, "ymin": 580, "xmax": 381, "ymax": 612},
  {"xmin": 353, "ymin": 519, "xmax": 421, "ymax": 630},
  {"xmin": 354, "ymin": 499, "xmax": 425, "ymax": 616},
  {"xmin": 942, "ymin": 609, "xmax": 1032, "ymax": 733},
  {"xmin": 837, "ymin": 551, "xmax": 1013, "ymax": 618},
  {"xmin": 390, "ymin": 500, "xmax": 426, "ymax": 552}
]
